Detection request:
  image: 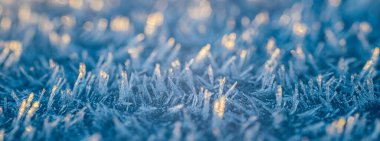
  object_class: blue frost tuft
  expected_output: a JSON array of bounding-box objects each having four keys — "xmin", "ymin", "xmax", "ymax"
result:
[{"xmin": 0, "ymin": 0, "xmax": 380, "ymax": 140}]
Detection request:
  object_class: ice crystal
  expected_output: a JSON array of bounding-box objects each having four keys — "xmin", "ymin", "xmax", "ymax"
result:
[{"xmin": 0, "ymin": 0, "xmax": 380, "ymax": 141}]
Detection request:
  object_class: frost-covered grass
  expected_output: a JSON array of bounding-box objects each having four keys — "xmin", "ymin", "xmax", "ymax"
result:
[{"xmin": 0, "ymin": 0, "xmax": 380, "ymax": 140}]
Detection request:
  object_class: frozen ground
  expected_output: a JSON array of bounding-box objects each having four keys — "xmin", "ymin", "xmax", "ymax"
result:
[{"xmin": 0, "ymin": 0, "xmax": 380, "ymax": 140}]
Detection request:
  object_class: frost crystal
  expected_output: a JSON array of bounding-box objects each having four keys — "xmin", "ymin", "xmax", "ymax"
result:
[{"xmin": 0, "ymin": 0, "xmax": 380, "ymax": 141}]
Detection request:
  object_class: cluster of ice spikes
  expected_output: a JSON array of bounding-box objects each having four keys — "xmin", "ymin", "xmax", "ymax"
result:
[{"xmin": 0, "ymin": 0, "xmax": 380, "ymax": 140}]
